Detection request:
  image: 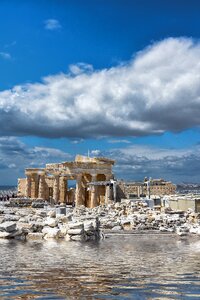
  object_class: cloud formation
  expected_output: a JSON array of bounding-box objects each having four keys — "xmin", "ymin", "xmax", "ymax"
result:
[
  {"xmin": 0, "ymin": 137, "xmax": 71, "ymax": 184},
  {"xmin": 0, "ymin": 37, "xmax": 200, "ymax": 138},
  {"xmin": 93, "ymin": 144, "xmax": 200, "ymax": 183},
  {"xmin": 108, "ymin": 139, "xmax": 131, "ymax": 144},
  {"xmin": 0, "ymin": 52, "xmax": 11, "ymax": 60},
  {"xmin": 44, "ymin": 19, "xmax": 62, "ymax": 30}
]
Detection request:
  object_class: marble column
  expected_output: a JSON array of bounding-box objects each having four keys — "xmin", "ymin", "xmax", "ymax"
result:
[
  {"xmin": 59, "ymin": 176, "xmax": 67, "ymax": 203},
  {"xmin": 38, "ymin": 175, "xmax": 45, "ymax": 199},
  {"xmin": 31, "ymin": 174, "xmax": 39, "ymax": 198},
  {"xmin": 25, "ymin": 175, "xmax": 31, "ymax": 198},
  {"xmin": 105, "ymin": 175, "xmax": 111, "ymax": 205},
  {"xmin": 113, "ymin": 181, "xmax": 117, "ymax": 202},
  {"xmin": 105, "ymin": 185, "xmax": 110, "ymax": 204},
  {"xmin": 90, "ymin": 174, "xmax": 98, "ymax": 208},
  {"xmin": 75, "ymin": 174, "xmax": 84, "ymax": 206},
  {"xmin": 53, "ymin": 175, "xmax": 60, "ymax": 203}
]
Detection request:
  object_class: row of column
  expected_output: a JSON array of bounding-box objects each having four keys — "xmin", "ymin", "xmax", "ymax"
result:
[
  {"xmin": 26, "ymin": 174, "xmax": 40, "ymax": 198},
  {"xmin": 26, "ymin": 174, "xmax": 67, "ymax": 203},
  {"xmin": 53, "ymin": 175, "xmax": 67, "ymax": 203},
  {"xmin": 26, "ymin": 173, "xmax": 113, "ymax": 207}
]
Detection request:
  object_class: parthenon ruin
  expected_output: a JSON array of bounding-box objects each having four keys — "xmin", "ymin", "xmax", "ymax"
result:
[{"xmin": 18, "ymin": 155, "xmax": 115, "ymax": 208}]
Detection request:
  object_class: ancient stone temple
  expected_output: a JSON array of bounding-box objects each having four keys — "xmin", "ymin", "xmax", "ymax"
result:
[{"xmin": 18, "ymin": 155, "xmax": 115, "ymax": 208}]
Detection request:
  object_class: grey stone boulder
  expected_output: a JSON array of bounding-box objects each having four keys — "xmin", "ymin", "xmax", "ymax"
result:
[
  {"xmin": 4, "ymin": 215, "xmax": 20, "ymax": 222},
  {"xmin": 0, "ymin": 221, "xmax": 16, "ymax": 232}
]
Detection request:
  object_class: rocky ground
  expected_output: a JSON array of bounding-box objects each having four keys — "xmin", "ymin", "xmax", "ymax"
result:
[{"xmin": 0, "ymin": 199, "xmax": 199, "ymax": 241}]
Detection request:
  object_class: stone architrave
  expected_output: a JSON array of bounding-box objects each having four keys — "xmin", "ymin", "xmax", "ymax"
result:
[
  {"xmin": 25, "ymin": 175, "xmax": 31, "ymax": 198},
  {"xmin": 53, "ymin": 175, "xmax": 59, "ymax": 203}
]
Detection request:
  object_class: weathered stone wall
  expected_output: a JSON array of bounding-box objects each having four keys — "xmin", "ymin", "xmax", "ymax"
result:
[
  {"xmin": 17, "ymin": 178, "xmax": 27, "ymax": 197},
  {"xmin": 119, "ymin": 179, "xmax": 176, "ymax": 199},
  {"xmin": 168, "ymin": 198, "xmax": 200, "ymax": 213}
]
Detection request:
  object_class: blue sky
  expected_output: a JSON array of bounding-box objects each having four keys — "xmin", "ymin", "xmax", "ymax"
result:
[{"xmin": 1, "ymin": 0, "xmax": 200, "ymax": 184}]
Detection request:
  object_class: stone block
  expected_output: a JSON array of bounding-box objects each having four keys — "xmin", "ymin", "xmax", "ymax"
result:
[
  {"xmin": 43, "ymin": 228, "xmax": 61, "ymax": 239},
  {"xmin": 0, "ymin": 232, "xmax": 12, "ymax": 238},
  {"xmin": 67, "ymin": 228, "xmax": 84, "ymax": 235},
  {"xmin": 70, "ymin": 234, "xmax": 85, "ymax": 241},
  {"xmin": 0, "ymin": 221, "xmax": 16, "ymax": 232},
  {"xmin": 27, "ymin": 233, "xmax": 44, "ymax": 240},
  {"xmin": 47, "ymin": 210, "xmax": 56, "ymax": 218},
  {"xmin": 68, "ymin": 222, "xmax": 84, "ymax": 230},
  {"xmin": 45, "ymin": 217, "xmax": 58, "ymax": 227}
]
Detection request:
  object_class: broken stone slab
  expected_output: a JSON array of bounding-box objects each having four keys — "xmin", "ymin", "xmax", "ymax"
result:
[
  {"xmin": 0, "ymin": 221, "xmax": 16, "ymax": 232},
  {"xmin": 58, "ymin": 224, "xmax": 69, "ymax": 237},
  {"xmin": 0, "ymin": 229, "xmax": 25, "ymax": 239},
  {"xmin": 83, "ymin": 221, "xmax": 94, "ymax": 232},
  {"xmin": 3, "ymin": 209, "xmax": 16, "ymax": 215},
  {"xmin": 176, "ymin": 227, "xmax": 188, "ymax": 236},
  {"xmin": 159, "ymin": 226, "xmax": 168, "ymax": 232},
  {"xmin": 4, "ymin": 215, "xmax": 20, "ymax": 222},
  {"xmin": 43, "ymin": 227, "xmax": 61, "ymax": 239},
  {"xmin": 36, "ymin": 210, "xmax": 47, "ymax": 218},
  {"xmin": 18, "ymin": 217, "xmax": 29, "ymax": 223},
  {"xmin": 65, "ymin": 234, "xmax": 71, "ymax": 241},
  {"xmin": 31, "ymin": 201, "xmax": 45, "ymax": 208},
  {"xmin": 68, "ymin": 222, "xmax": 84, "ymax": 230},
  {"xmin": 0, "ymin": 231, "xmax": 12, "ymax": 238},
  {"xmin": 0, "ymin": 217, "xmax": 4, "ymax": 224},
  {"xmin": 112, "ymin": 225, "xmax": 122, "ymax": 231},
  {"xmin": 47, "ymin": 210, "xmax": 56, "ymax": 218},
  {"xmin": 56, "ymin": 215, "xmax": 70, "ymax": 224},
  {"xmin": 189, "ymin": 226, "xmax": 199, "ymax": 234},
  {"xmin": 67, "ymin": 228, "xmax": 84, "ymax": 235},
  {"xmin": 70, "ymin": 234, "xmax": 85, "ymax": 241},
  {"xmin": 17, "ymin": 222, "xmax": 33, "ymax": 233},
  {"xmin": 29, "ymin": 221, "xmax": 44, "ymax": 232},
  {"xmin": 27, "ymin": 232, "xmax": 44, "ymax": 240},
  {"xmin": 45, "ymin": 217, "xmax": 58, "ymax": 228},
  {"xmin": 9, "ymin": 229, "xmax": 25, "ymax": 238}
]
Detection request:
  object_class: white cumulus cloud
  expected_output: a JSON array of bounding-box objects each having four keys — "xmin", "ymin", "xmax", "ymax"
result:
[
  {"xmin": 44, "ymin": 19, "xmax": 62, "ymax": 30},
  {"xmin": 1, "ymin": 37, "xmax": 200, "ymax": 138}
]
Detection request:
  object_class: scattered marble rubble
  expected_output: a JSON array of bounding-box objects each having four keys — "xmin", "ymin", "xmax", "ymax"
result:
[
  {"xmin": 72, "ymin": 200, "xmax": 200, "ymax": 237},
  {"xmin": 0, "ymin": 206, "xmax": 100, "ymax": 242},
  {"xmin": 0, "ymin": 200, "xmax": 199, "ymax": 241}
]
